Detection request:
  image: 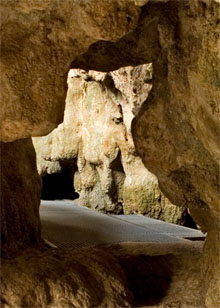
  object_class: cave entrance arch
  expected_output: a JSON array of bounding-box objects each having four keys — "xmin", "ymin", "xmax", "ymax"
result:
[{"xmin": 41, "ymin": 161, "xmax": 79, "ymax": 201}]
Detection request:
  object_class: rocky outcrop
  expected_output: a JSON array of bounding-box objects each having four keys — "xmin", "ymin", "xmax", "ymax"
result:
[
  {"xmin": 1, "ymin": 242, "xmax": 204, "ymax": 308},
  {"xmin": 33, "ymin": 66, "xmax": 186, "ymax": 223},
  {"xmin": 71, "ymin": 1, "xmax": 220, "ymax": 305},
  {"xmin": 132, "ymin": 3, "xmax": 220, "ymax": 306},
  {"xmin": 0, "ymin": 0, "xmax": 140, "ymax": 257},
  {"xmin": 0, "ymin": 0, "xmax": 140, "ymax": 142},
  {"xmin": 1, "ymin": 0, "xmax": 219, "ymax": 306},
  {"xmin": 0, "ymin": 139, "xmax": 42, "ymax": 258}
]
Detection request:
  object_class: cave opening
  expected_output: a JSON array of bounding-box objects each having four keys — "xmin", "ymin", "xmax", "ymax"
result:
[
  {"xmin": 2, "ymin": 0, "xmax": 218, "ymax": 306},
  {"xmin": 37, "ymin": 65, "xmax": 200, "ymax": 233},
  {"xmin": 41, "ymin": 161, "xmax": 79, "ymax": 201}
]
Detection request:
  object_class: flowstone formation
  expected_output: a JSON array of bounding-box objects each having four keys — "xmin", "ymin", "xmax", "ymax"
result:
[
  {"xmin": 1, "ymin": 0, "xmax": 220, "ymax": 307},
  {"xmin": 33, "ymin": 66, "xmax": 186, "ymax": 223}
]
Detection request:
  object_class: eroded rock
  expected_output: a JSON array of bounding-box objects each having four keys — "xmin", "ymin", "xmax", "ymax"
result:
[
  {"xmin": 0, "ymin": 0, "xmax": 219, "ymax": 306},
  {"xmin": 33, "ymin": 66, "xmax": 186, "ymax": 223},
  {"xmin": 71, "ymin": 1, "xmax": 220, "ymax": 305},
  {"xmin": 0, "ymin": 0, "xmax": 139, "ymax": 257},
  {"xmin": 0, "ymin": 0, "xmax": 140, "ymax": 142},
  {"xmin": 132, "ymin": 2, "xmax": 220, "ymax": 306},
  {"xmin": 0, "ymin": 139, "xmax": 42, "ymax": 258},
  {"xmin": 1, "ymin": 242, "xmax": 204, "ymax": 308}
]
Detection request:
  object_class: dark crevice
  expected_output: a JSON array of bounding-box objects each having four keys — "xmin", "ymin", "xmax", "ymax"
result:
[
  {"xmin": 119, "ymin": 254, "xmax": 172, "ymax": 306},
  {"xmin": 183, "ymin": 212, "xmax": 198, "ymax": 229},
  {"xmin": 108, "ymin": 150, "xmax": 125, "ymax": 214},
  {"xmin": 70, "ymin": 2, "xmax": 165, "ymax": 72},
  {"xmin": 41, "ymin": 164, "xmax": 79, "ymax": 200}
]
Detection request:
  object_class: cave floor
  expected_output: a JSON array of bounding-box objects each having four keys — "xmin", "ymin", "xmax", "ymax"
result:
[{"xmin": 40, "ymin": 200, "xmax": 205, "ymax": 249}]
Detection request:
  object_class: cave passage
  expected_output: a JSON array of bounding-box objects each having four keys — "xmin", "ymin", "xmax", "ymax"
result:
[{"xmin": 41, "ymin": 166, "xmax": 79, "ymax": 200}]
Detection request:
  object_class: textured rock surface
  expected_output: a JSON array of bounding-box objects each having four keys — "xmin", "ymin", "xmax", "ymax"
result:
[
  {"xmin": 0, "ymin": 0, "xmax": 140, "ymax": 142},
  {"xmin": 33, "ymin": 66, "xmax": 186, "ymax": 223},
  {"xmin": 0, "ymin": 139, "xmax": 42, "ymax": 258},
  {"xmin": 71, "ymin": 1, "xmax": 220, "ymax": 306},
  {"xmin": 131, "ymin": 3, "xmax": 220, "ymax": 306},
  {"xmin": 1, "ymin": 242, "xmax": 204, "ymax": 308},
  {"xmin": 1, "ymin": 0, "xmax": 219, "ymax": 306}
]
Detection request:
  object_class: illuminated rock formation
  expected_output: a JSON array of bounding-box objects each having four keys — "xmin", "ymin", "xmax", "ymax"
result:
[
  {"xmin": 0, "ymin": 0, "xmax": 219, "ymax": 306},
  {"xmin": 34, "ymin": 66, "xmax": 186, "ymax": 223}
]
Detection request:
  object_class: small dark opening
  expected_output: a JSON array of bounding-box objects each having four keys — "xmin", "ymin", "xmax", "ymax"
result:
[
  {"xmin": 41, "ymin": 164, "xmax": 79, "ymax": 200},
  {"xmin": 119, "ymin": 254, "xmax": 172, "ymax": 306},
  {"xmin": 109, "ymin": 150, "xmax": 125, "ymax": 214},
  {"xmin": 183, "ymin": 212, "xmax": 198, "ymax": 230}
]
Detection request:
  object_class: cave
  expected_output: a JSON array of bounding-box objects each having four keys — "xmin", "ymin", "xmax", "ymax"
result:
[
  {"xmin": 41, "ymin": 163, "xmax": 79, "ymax": 200},
  {"xmin": 36, "ymin": 66, "xmax": 198, "ymax": 227},
  {"xmin": 41, "ymin": 171, "xmax": 78, "ymax": 200},
  {"xmin": 1, "ymin": 1, "xmax": 220, "ymax": 307}
]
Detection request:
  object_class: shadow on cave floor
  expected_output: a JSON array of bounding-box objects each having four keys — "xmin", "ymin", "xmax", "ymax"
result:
[
  {"xmin": 40, "ymin": 200, "xmax": 205, "ymax": 249},
  {"xmin": 119, "ymin": 254, "xmax": 172, "ymax": 306},
  {"xmin": 93, "ymin": 241, "xmax": 204, "ymax": 307}
]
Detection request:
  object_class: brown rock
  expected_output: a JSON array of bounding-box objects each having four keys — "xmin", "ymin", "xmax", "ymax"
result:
[
  {"xmin": 0, "ymin": 0, "xmax": 140, "ymax": 142},
  {"xmin": 131, "ymin": 2, "xmax": 220, "ymax": 306},
  {"xmin": 0, "ymin": 0, "xmax": 219, "ymax": 306},
  {"xmin": 1, "ymin": 241, "xmax": 204, "ymax": 308},
  {"xmin": 71, "ymin": 1, "xmax": 220, "ymax": 305},
  {"xmin": 0, "ymin": 139, "xmax": 42, "ymax": 258}
]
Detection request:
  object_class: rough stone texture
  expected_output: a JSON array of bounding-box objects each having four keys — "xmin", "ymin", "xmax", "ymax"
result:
[
  {"xmin": 71, "ymin": 1, "xmax": 220, "ymax": 306},
  {"xmin": 0, "ymin": 0, "xmax": 139, "ymax": 257},
  {"xmin": 0, "ymin": 139, "xmax": 42, "ymax": 258},
  {"xmin": 131, "ymin": 3, "xmax": 220, "ymax": 306},
  {"xmin": 33, "ymin": 67, "xmax": 186, "ymax": 223},
  {"xmin": 0, "ymin": 0, "xmax": 140, "ymax": 142},
  {"xmin": 1, "ymin": 241, "xmax": 204, "ymax": 308},
  {"xmin": 1, "ymin": 0, "xmax": 220, "ymax": 306}
]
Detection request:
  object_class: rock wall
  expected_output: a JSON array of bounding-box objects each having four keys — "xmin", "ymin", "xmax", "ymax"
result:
[
  {"xmin": 132, "ymin": 3, "xmax": 220, "ymax": 306},
  {"xmin": 0, "ymin": 0, "xmax": 140, "ymax": 258},
  {"xmin": 71, "ymin": 1, "xmax": 220, "ymax": 306},
  {"xmin": 0, "ymin": 0, "xmax": 140, "ymax": 142},
  {"xmin": 0, "ymin": 0, "xmax": 219, "ymax": 306},
  {"xmin": 1, "ymin": 242, "xmax": 204, "ymax": 308},
  {"xmin": 33, "ymin": 66, "xmax": 186, "ymax": 223},
  {"xmin": 0, "ymin": 139, "xmax": 42, "ymax": 258}
]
